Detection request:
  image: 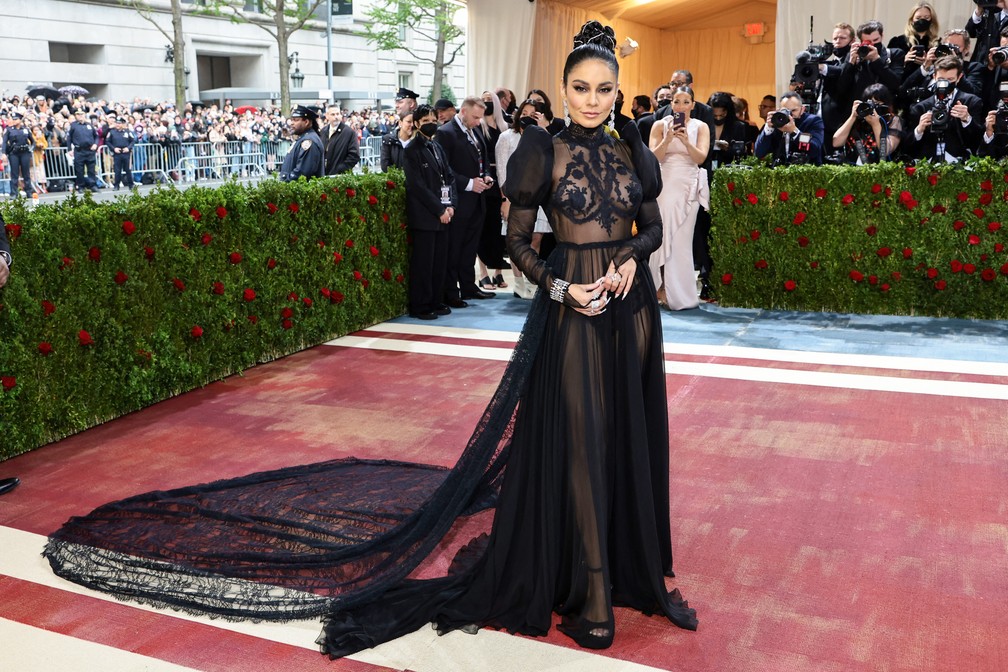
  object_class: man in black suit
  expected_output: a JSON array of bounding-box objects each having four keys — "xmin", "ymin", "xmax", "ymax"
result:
[
  {"xmin": 906, "ymin": 56, "xmax": 985, "ymax": 163},
  {"xmin": 755, "ymin": 91, "xmax": 826, "ymax": 165},
  {"xmin": 404, "ymin": 105, "xmax": 457, "ymax": 320},
  {"xmin": 0, "ymin": 213, "xmax": 18, "ymax": 497},
  {"xmin": 435, "ymin": 96, "xmax": 494, "ymax": 307},
  {"xmin": 320, "ymin": 104, "xmax": 359, "ymax": 175}
]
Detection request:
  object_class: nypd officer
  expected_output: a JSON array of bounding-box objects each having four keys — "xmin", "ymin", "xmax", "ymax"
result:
[
  {"xmin": 67, "ymin": 108, "xmax": 100, "ymax": 191},
  {"xmin": 2, "ymin": 112, "xmax": 34, "ymax": 197},
  {"xmin": 279, "ymin": 105, "xmax": 324, "ymax": 182},
  {"xmin": 105, "ymin": 116, "xmax": 136, "ymax": 190}
]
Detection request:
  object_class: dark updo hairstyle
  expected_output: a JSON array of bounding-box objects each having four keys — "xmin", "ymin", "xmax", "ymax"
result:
[
  {"xmin": 562, "ymin": 20, "xmax": 619, "ymax": 85},
  {"xmin": 412, "ymin": 104, "xmax": 433, "ymax": 125}
]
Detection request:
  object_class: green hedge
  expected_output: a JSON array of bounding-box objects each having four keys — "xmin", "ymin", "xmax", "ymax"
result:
[
  {"xmin": 0, "ymin": 173, "xmax": 407, "ymax": 459},
  {"xmin": 710, "ymin": 160, "xmax": 1008, "ymax": 318}
]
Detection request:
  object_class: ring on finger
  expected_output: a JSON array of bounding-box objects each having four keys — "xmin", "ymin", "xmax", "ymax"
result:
[{"xmin": 590, "ymin": 299, "xmax": 600, "ymax": 310}]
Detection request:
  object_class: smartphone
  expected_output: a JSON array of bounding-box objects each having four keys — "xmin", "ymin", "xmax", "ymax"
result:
[
  {"xmin": 912, "ymin": 44, "xmax": 926, "ymax": 57},
  {"xmin": 672, "ymin": 111, "xmax": 686, "ymax": 127}
]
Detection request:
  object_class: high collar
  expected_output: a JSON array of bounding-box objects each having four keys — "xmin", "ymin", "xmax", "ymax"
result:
[{"xmin": 565, "ymin": 121, "xmax": 606, "ymax": 140}]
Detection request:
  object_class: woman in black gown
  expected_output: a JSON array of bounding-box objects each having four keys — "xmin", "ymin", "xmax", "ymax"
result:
[{"xmin": 43, "ymin": 20, "xmax": 696, "ymax": 658}]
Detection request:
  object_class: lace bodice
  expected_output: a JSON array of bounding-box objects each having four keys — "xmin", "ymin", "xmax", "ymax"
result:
[{"xmin": 504, "ymin": 122, "xmax": 663, "ymax": 306}]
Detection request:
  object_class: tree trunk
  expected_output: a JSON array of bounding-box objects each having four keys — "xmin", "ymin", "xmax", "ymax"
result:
[
  {"xmin": 172, "ymin": 0, "xmax": 186, "ymax": 110},
  {"xmin": 277, "ymin": 0, "xmax": 291, "ymax": 115},
  {"xmin": 432, "ymin": 2, "xmax": 448, "ymax": 101}
]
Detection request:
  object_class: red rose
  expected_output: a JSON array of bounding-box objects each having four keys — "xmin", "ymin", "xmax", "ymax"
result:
[
  {"xmin": 774, "ymin": 227, "xmax": 786, "ymax": 235},
  {"xmin": 779, "ymin": 191, "xmax": 789, "ymax": 202},
  {"xmin": 877, "ymin": 247, "xmax": 892, "ymax": 258},
  {"xmin": 969, "ymin": 234, "xmax": 981, "ymax": 245},
  {"xmin": 287, "ymin": 291, "xmax": 299, "ymax": 301},
  {"xmin": 783, "ymin": 280, "xmax": 797, "ymax": 291},
  {"xmin": 201, "ymin": 233, "xmax": 212, "ymax": 246},
  {"xmin": 317, "ymin": 240, "xmax": 326, "ymax": 249},
  {"xmin": 331, "ymin": 290, "xmax": 345, "ymax": 304},
  {"xmin": 989, "ymin": 222, "xmax": 1002, "ymax": 232},
  {"xmin": 865, "ymin": 225, "xmax": 877, "ymax": 236},
  {"xmin": 754, "ymin": 259, "xmax": 768, "ymax": 269},
  {"xmin": 114, "ymin": 270, "xmax": 128, "ymax": 285},
  {"xmin": 122, "ymin": 220, "xmax": 136, "ymax": 235},
  {"xmin": 345, "ymin": 188, "xmax": 357, "ymax": 198},
  {"xmin": 898, "ymin": 190, "xmax": 912, "ymax": 203},
  {"xmin": 78, "ymin": 329, "xmax": 94, "ymax": 346},
  {"xmin": 964, "ymin": 263, "xmax": 976, "ymax": 274},
  {"xmin": 815, "ymin": 188, "xmax": 827, "ymax": 198},
  {"xmin": 891, "ymin": 272, "xmax": 902, "ymax": 281},
  {"xmin": 281, "ymin": 307, "xmax": 294, "ymax": 319},
  {"xmin": 191, "ymin": 325, "xmax": 204, "ymax": 339},
  {"xmin": 974, "ymin": 208, "xmax": 986, "ymax": 218},
  {"xmin": 362, "ymin": 279, "xmax": 370, "ymax": 288},
  {"xmin": 980, "ymin": 193, "xmax": 993, "ymax": 206},
  {"xmin": 953, "ymin": 220, "xmax": 966, "ymax": 231},
  {"xmin": 288, "ymin": 203, "xmax": 300, "ymax": 213},
  {"xmin": 810, "ymin": 261, "xmax": 819, "ymax": 269},
  {"xmin": 793, "ymin": 212, "xmax": 807, "ymax": 226},
  {"xmin": 732, "ymin": 197, "xmax": 743, "ymax": 207},
  {"xmin": 935, "ymin": 280, "xmax": 947, "ymax": 290},
  {"xmin": 868, "ymin": 275, "xmax": 879, "ymax": 285},
  {"xmin": 849, "ymin": 270, "xmax": 864, "ymax": 282},
  {"xmin": 900, "ymin": 248, "xmax": 912, "ymax": 259},
  {"xmin": 59, "ymin": 256, "xmax": 73, "ymax": 270},
  {"xmin": 216, "ymin": 206, "xmax": 228, "ymax": 219},
  {"xmin": 905, "ymin": 166, "xmax": 916, "ymax": 176},
  {"xmin": 144, "ymin": 246, "xmax": 155, "ymax": 261},
  {"xmin": 721, "ymin": 273, "xmax": 732, "ymax": 285},
  {"xmin": 189, "ymin": 208, "xmax": 202, "ymax": 221},
  {"xmin": 172, "ymin": 277, "xmax": 185, "ymax": 292},
  {"xmin": 267, "ymin": 202, "xmax": 278, "ymax": 214},
  {"xmin": 353, "ymin": 269, "xmax": 363, "ymax": 280},
  {"xmin": 320, "ymin": 193, "xmax": 328, "ymax": 202},
  {"xmin": 267, "ymin": 257, "xmax": 277, "ymax": 269},
  {"xmin": 300, "ymin": 297, "xmax": 312, "ymax": 308},
  {"xmin": 396, "ymin": 274, "xmax": 404, "ymax": 283},
  {"xmin": 41, "ymin": 300, "xmax": 56, "ymax": 316},
  {"xmin": 905, "ymin": 198, "xmax": 919, "ymax": 210},
  {"xmin": 38, "ymin": 342, "xmax": 53, "ymax": 356},
  {"xmin": 382, "ymin": 268, "xmax": 392, "ymax": 281},
  {"xmin": 243, "ymin": 288, "xmax": 256, "ymax": 302},
  {"xmin": 746, "ymin": 193, "xmax": 758, "ymax": 205},
  {"xmin": 4, "ymin": 223, "xmax": 21, "ymax": 239},
  {"xmin": 871, "ymin": 183, "xmax": 882, "ymax": 194},
  {"xmin": 345, "ymin": 239, "xmax": 355, "ymax": 248},
  {"xmin": 212, "ymin": 281, "xmax": 225, "ymax": 295},
  {"xmin": 750, "ymin": 230, "xmax": 760, "ymax": 241},
  {"xmin": 841, "ymin": 194, "xmax": 854, "ymax": 205},
  {"xmin": 927, "ymin": 267, "xmax": 938, "ymax": 279},
  {"xmin": 282, "ymin": 319, "xmax": 293, "ymax": 330},
  {"xmin": 333, "ymin": 252, "xmax": 343, "ymax": 263},
  {"xmin": 382, "ymin": 213, "xmax": 390, "ymax": 223},
  {"xmin": 1, "ymin": 376, "xmax": 15, "ymax": 391},
  {"xmin": 798, "ymin": 236, "xmax": 810, "ymax": 248},
  {"xmin": 982, "ymin": 268, "xmax": 997, "ymax": 282},
  {"xmin": 950, "ymin": 259, "xmax": 963, "ymax": 273},
  {"xmin": 957, "ymin": 192, "xmax": 969, "ymax": 202},
  {"xmin": 1001, "ymin": 263, "xmax": 1008, "ymax": 275},
  {"xmin": 931, "ymin": 205, "xmax": 947, "ymax": 214},
  {"xmin": 726, "ymin": 181, "xmax": 736, "ymax": 192},
  {"xmin": 996, "ymin": 243, "xmax": 1005, "ymax": 253},
  {"xmin": 386, "ymin": 179, "xmax": 396, "ymax": 189},
  {"xmin": 927, "ymin": 173, "xmax": 938, "ymax": 186},
  {"xmin": 982, "ymin": 179, "xmax": 994, "ymax": 191},
  {"xmin": 229, "ymin": 252, "xmax": 242, "ymax": 264},
  {"xmin": 247, "ymin": 315, "xmax": 259, "ymax": 324},
  {"xmin": 88, "ymin": 246, "xmax": 101, "ymax": 262},
  {"xmin": 370, "ymin": 245, "xmax": 380, "ymax": 256},
  {"xmin": 880, "ymin": 283, "xmax": 890, "ymax": 292},
  {"xmin": 320, "ymin": 287, "xmax": 331, "ymax": 298}
]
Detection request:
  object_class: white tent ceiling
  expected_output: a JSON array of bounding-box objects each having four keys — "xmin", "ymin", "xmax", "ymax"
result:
[{"xmin": 551, "ymin": 0, "xmax": 775, "ymax": 31}]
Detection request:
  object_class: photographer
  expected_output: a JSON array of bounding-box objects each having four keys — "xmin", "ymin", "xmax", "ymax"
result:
[
  {"xmin": 754, "ymin": 92, "xmax": 825, "ymax": 165},
  {"xmin": 965, "ymin": 0, "xmax": 1008, "ymax": 65},
  {"xmin": 979, "ymin": 88, "xmax": 1008, "ymax": 157},
  {"xmin": 905, "ymin": 56, "xmax": 985, "ymax": 162},
  {"xmin": 831, "ymin": 84, "xmax": 903, "ymax": 163},
  {"xmin": 708, "ymin": 92, "xmax": 752, "ymax": 166},
  {"xmin": 814, "ymin": 23, "xmax": 859, "ymax": 142},
  {"xmin": 837, "ymin": 22, "xmax": 902, "ymax": 111},
  {"xmin": 972, "ymin": 25, "xmax": 1008, "ymax": 110}
]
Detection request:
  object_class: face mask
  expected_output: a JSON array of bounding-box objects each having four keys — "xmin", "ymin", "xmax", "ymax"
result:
[
  {"xmin": 912, "ymin": 18, "xmax": 931, "ymax": 33},
  {"xmin": 419, "ymin": 122, "xmax": 438, "ymax": 138},
  {"xmin": 714, "ymin": 118, "xmax": 725, "ymax": 126},
  {"xmin": 483, "ymin": 101, "xmax": 494, "ymax": 115},
  {"xmin": 519, "ymin": 116, "xmax": 536, "ymax": 129}
]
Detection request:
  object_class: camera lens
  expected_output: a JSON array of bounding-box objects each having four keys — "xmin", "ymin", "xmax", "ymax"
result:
[
  {"xmin": 856, "ymin": 102, "xmax": 875, "ymax": 118},
  {"xmin": 994, "ymin": 48, "xmax": 1008, "ymax": 65},
  {"xmin": 770, "ymin": 110, "xmax": 791, "ymax": 129}
]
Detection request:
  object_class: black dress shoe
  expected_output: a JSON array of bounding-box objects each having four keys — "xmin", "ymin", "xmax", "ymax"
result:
[
  {"xmin": 434, "ymin": 304, "xmax": 452, "ymax": 316},
  {"xmin": 0, "ymin": 477, "xmax": 20, "ymax": 496},
  {"xmin": 409, "ymin": 311, "xmax": 438, "ymax": 320},
  {"xmin": 462, "ymin": 289, "xmax": 495, "ymax": 300},
  {"xmin": 446, "ymin": 298, "xmax": 468, "ymax": 308}
]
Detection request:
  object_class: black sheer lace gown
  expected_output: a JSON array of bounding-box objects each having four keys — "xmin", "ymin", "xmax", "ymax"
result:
[{"xmin": 43, "ymin": 121, "xmax": 696, "ymax": 656}]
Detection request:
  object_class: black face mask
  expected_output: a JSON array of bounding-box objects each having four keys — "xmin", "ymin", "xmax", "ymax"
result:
[
  {"xmin": 483, "ymin": 101, "xmax": 494, "ymax": 115},
  {"xmin": 912, "ymin": 18, "xmax": 931, "ymax": 34},
  {"xmin": 519, "ymin": 116, "xmax": 536, "ymax": 129},
  {"xmin": 834, "ymin": 44, "xmax": 851, "ymax": 60},
  {"xmin": 714, "ymin": 118, "xmax": 726, "ymax": 126},
  {"xmin": 419, "ymin": 122, "xmax": 438, "ymax": 138}
]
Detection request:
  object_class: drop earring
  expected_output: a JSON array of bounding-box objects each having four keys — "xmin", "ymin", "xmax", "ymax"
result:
[
  {"xmin": 563, "ymin": 99, "xmax": 570, "ymax": 127},
  {"xmin": 608, "ymin": 104, "xmax": 615, "ymax": 131}
]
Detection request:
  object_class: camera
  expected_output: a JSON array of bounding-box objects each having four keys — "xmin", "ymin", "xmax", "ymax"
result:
[
  {"xmin": 933, "ymin": 42, "xmax": 961, "ymax": 59},
  {"xmin": 769, "ymin": 110, "xmax": 792, "ymax": 130},
  {"xmin": 805, "ymin": 42, "xmax": 834, "ymax": 63},
  {"xmin": 992, "ymin": 47, "xmax": 1008, "ymax": 66},
  {"xmin": 856, "ymin": 101, "xmax": 890, "ymax": 118},
  {"xmin": 931, "ymin": 101, "xmax": 950, "ymax": 133},
  {"xmin": 857, "ymin": 40, "xmax": 873, "ymax": 59},
  {"xmin": 995, "ymin": 102, "xmax": 1008, "ymax": 135}
]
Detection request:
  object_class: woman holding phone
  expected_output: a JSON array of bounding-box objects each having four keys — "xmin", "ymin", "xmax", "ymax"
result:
[
  {"xmin": 889, "ymin": 2, "xmax": 940, "ymax": 76},
  {"xmin": 647, "ymin": 85, "xmax": 709, "ymax": 310}
]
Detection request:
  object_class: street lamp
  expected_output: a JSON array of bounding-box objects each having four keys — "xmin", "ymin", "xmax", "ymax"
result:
[{"xmin": 288, "ymin": 51, "xmax": 304, "ymax": 89}]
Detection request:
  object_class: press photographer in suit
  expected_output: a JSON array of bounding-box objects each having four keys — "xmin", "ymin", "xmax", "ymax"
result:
[
  {"xmin": 755, "ymin": 92, "xmax": 825, "ymax": 165},
  {"xmin": 965, "ymin": 0, "xmax": 1008, "ymax": 65},
  {"xmin": 905, "ymin": 56, "xmax": 985, "ymax": 162},
  {"xmin": 0, "ymin": 213, "xmax": 18, "ymax": 497}
]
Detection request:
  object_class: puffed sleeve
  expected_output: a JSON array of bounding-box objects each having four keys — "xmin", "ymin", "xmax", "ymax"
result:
[
  {"xmin": 504, "ymin": 126, "xmax": 570, "ymax": 300},
  {"xmin": 611, "ymin": 121, "xmax": 664, "ymax": 269}
]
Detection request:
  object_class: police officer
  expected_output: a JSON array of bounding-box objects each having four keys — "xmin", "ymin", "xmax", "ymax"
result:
[
  {"xmin": 67, "ymin": 108, "xmax": 99, "ymax": 191},
  {"xmin": 105, "ymin": 116, "xmax": 136, "ymax": 190},
  {"xmin": 2, "ymin": 112, "xmax": 34, "ymax": 197},
  {"xmin": 279, "ymin": 105, "xmax": 324, "ymax": 181}
]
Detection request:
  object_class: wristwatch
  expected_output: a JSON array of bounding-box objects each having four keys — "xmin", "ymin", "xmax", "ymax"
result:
[{"xmin": 0, "ymin": 250, "xmax": 11, "ymax": 268}]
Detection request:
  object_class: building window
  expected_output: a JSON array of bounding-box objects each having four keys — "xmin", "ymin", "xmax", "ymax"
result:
[
  {"xmin": 48, "ymin": 42, "xmax": 104, "ymax": 65},
  {"xmin": 328, "ymin": 62, "xmax": 353, "ymax": 77},
  {"xmin": 398, "ymin": 72, "xmax": 412, "ymax": 91}
]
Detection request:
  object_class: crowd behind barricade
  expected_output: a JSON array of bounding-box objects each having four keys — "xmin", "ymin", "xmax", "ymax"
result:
[{"xmin": 0, "ymin": 93, "xmax": 401, "ymax": 196}]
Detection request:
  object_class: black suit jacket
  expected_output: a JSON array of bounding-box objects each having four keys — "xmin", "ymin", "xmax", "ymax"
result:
[
  {"xmin": 965, "ymin": 11, "xmax": 1008, "ymax": 65},
  {"xmin": 0, "ymin": 211, "xmax": 11, "ymax": 271},
  {"xmin": 434, "ymin": 119, "xmax": 487, "ymax": 221},
  {"xmin": 754, "ymin": 112, "xmax": 825, "ymax": 165},
  {"xmin": 404, "ymin": 136, "xmax": 457, "ymax": 231},
  {"xmin": 906, "ymin": 91, "xmax": 985, "ymax": 161},
  {"xmin": 320, "ymin": 122, "xmax": 360, "ymax": 175}
]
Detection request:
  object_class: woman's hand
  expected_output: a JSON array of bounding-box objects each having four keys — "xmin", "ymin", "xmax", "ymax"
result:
[
  {"xmin": 602, "ymin": 257, "xmax": 637, "ymax": 300},
  {"xmin": 567, "ymin": 279, "xmax": 609, "ymax": 317}
]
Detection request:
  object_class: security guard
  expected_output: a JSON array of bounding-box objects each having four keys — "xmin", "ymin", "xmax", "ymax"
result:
[
  {"xmin": 105, "ymin": 116, "xmax": 136, "ymax": 190},
  {"xmin": 279, "ymin": 105, "xmax": 324, "ymax": 182},
  {"xmin": 2, "ymin": 112, "xmax": 34, "ymax": 197},
  {"xmin": 66, "ymin": 108, "xmax": 99, "ymax": 191}
]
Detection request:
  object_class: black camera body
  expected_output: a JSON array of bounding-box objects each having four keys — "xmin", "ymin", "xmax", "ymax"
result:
[
  {"xmin": 770, "ymin": 110, "xmax": 792, "ymax": 130},
  {"xmin": 857, "ymin": 40, "xmax": 873, "ymax": 59},
  {"xmin": 992, "ymin": 47, "xmax": 1008, "ymax": 66},
  {"xmin": 995, "ymin": 101, "xmax": 1008, "ymax": 135},
  {"xmin": 933, "ymin": 42, "xmax": 961, "ymax": 59},
  {"xmin": 806, "ymin": 42, "xmax": 834, "ymax": 63},
  {"xmin": 931, "ymin": 99, "xmax": 951, "ymax": 134},
  {"xmin": 856, "ymin": 101, "xmax": 890, "ymax": 119}
]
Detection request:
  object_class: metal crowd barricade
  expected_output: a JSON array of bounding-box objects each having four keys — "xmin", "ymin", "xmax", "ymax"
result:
[{"xmin": 358, "ymin": 135, "xmax": 383, "ymax": 171}]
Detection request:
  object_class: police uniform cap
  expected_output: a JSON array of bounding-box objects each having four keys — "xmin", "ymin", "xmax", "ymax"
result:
[
  {"xmin": 10, "ymin": 112, "xmax": 24, "ymax": 120},
  {"xmin": 116, "ymin": 116, "xmax": 126, "ymax": 123},
  {"xmin": 290, "ymin": 105, "xmax": 319, "ymax": 121},
  {"xmin": 395, "ymin": 87, "xmax": 419, "ymax": 101},
  {"xmin": 433, "ymin": 98, "xmax": 456, "ymax": 111}
]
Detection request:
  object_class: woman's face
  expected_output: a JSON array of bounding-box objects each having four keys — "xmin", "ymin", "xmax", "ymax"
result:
[
  {"xmin": 562, "ymin": 58, "xmax": 618, "ymax": 129},
  {"xmin": 528, "ymin": 93, "xmax": 545, "ymax": 105},
  {"xmin": 912, "ymin": 8, "xmax": 932, "ymax": 24},
  {"xmin": 399, "ymin": 114, "xmax": 414, "ymax": 135},
  {"xmin": 671, "ymin": 91, "xmax": 694, "ymax": 115}
]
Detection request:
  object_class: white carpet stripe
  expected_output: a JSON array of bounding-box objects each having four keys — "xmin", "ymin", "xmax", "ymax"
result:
[
  {"xmin": 328, "ymin": 334, "xmax": 1008, "ymax": 400},
  {"xmin": 0, "ymin": 526, "xmax": 670, "ymax": 672},
  {"xmin": 0, "ymin": 617, "xmax": 203, "ymax": 672}
]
